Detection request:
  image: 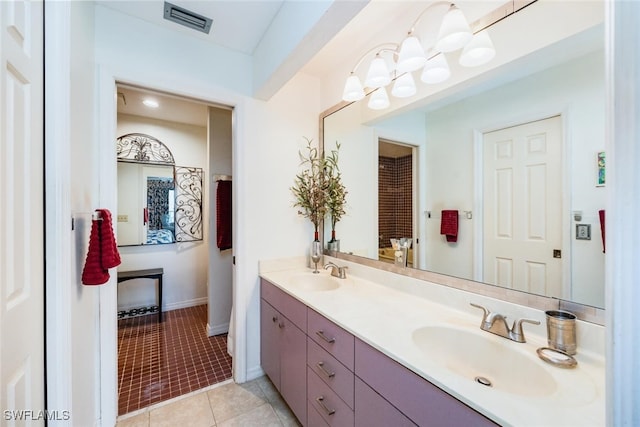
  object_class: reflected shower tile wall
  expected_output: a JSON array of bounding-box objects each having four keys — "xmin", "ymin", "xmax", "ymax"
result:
[{"xmin": 378, "ymin": 155, "xmax": 413, "ymax": 248}]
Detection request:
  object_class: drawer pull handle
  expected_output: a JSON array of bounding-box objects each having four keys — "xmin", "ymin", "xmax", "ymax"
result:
[
  {"xmin": 316, "ymin": 330, "xmax": 336, "ymax": 344},
  {"xmin": 278, "ymin": 321, "xmax": 284, "ymax": 329},
  {"xmin": 317, "ymin": 362, "xmax": 335, "ymax": 378},
  {"xmin": 316, "ymin": 396, "xmax": 335, "ymax": 416}
]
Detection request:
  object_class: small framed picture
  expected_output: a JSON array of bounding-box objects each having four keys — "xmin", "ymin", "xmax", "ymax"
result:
[{"xmin": 597, "ymin": 151, "xmax": 605, "ymax": 187}]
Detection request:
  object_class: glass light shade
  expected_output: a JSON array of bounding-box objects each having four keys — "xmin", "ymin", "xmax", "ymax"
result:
[
  {"xmin": 420, "ymin": 53, "xmax": 451, "ymax": 84},
  {"xmin": 368, "ymin": 87, "xmax": 390, "ymax": 110},
  {"xmin": 391, "ymin": 73, "xmax": 417, "ymax": 98},
  {"xmin": 342, "ymin": 74, "xmax": 365, "ymax": 102},
  {"xmin": 364, "ymin": 56, "xmax": 392, "ymax": 88},
  {"xmin": 396, "ymin": 35, "xmax": 426, "ymax": 73},
  {"xmin": 459, "ymin": 30, "xmax": 496, "ymax": 67},
  {"xmin": 435, "ymin": 5, "xmax": 473, "ymax": 52}
]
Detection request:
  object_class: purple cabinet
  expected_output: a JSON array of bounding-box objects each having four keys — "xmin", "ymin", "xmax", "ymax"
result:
[
  {"xmin": 307, "ymin": 338, "xmax": 354, "ymax": 409},
  {"xmin": 308, "ymin": 367, "xmax": 354, "ymax": 426},
  {"xmin": 354, "ymin": 377, "xmax": 416, "ymax": 427},
  {"xmin": 260, "ymin": 280, "xmax": 307, "ymax": 425},
  {"xmin": 354, "ymin": 338, "xmax": 498, "ymax": 427},
  {"xmin": 308, "ymin": 308, "xmax": 354, "ymax": 370}
]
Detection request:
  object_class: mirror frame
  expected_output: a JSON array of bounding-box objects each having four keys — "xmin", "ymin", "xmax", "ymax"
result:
[{"xmin": 319, "ymin": 105, "xmax": 605, "ymax": 325}]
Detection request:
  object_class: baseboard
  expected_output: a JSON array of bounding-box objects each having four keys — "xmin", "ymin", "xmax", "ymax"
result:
[
  {"xmin": 207, "ymin": 322, "xmax": 229, "ymax": 336},
  {"xmin": 246, "ymin": 365, "xmax": 265, "ymax": 382},
  {"xmin": 163, "ymin": 297, "xmax": 208, "ymax": 311},
  {"xmin": 117, "ymin": 297, "xmax": 207, "ymax": 313}
]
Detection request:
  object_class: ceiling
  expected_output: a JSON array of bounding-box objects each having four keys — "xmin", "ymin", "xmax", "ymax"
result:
[{"xmin": 96, "ymin": 0, "xmax": 284, "ymax": 55}]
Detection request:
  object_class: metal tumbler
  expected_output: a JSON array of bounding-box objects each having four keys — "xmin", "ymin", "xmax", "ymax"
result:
[{"xmin": 545, "ymin": 310, "xmax": 577, "ymax": 355}]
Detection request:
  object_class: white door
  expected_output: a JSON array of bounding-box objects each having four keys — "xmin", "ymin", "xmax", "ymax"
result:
[
  {"xmin": 1, "ymin": 0, "xmax": 45, "ymax": 423},
  {"xmin": 483, "ymin": 116, "xmax": 563, "ymax": 297}
]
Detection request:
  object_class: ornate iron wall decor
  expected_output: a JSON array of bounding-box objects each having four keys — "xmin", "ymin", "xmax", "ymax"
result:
[
  {"xmin": 175, "ymin": 166, "xmax": 204, "ymax": 242},
  {"xmin": 117, "ymin": 133, "xmax": 176, "ymax": 165}
]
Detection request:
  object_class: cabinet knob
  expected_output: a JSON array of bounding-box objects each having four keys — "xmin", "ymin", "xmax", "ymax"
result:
[
  {"xmin": 278, "ymin": 321, "xmax": 284, "ymax": 329},
  {"xmin": 272, "ymin": 316, "xmax": 278, "ymax": 323}
]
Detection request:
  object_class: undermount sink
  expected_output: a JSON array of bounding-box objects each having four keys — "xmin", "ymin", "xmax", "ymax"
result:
[
  {"xmin": 289, "ymin": 273, "xmax": 340, "ymax": 291},
  {"xmin": 412, "ymin": 326, "xmax": 557, "ymax": 397}
]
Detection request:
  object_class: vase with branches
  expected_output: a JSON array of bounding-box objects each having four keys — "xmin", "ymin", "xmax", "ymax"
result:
[
  {"xmin": 291, "ymin": 137, "xmax": 327, "ymax": 241},
  {"xmin": 324, "ymin": 141, "xmax": 347, "ymax": 252}
]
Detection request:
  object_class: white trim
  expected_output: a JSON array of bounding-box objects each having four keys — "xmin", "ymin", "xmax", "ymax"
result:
[
  {"xmin": 96, "ymin": 72, "xmax": 247, "ymax": 422},
  {"xmin": 472, "ymin": 130, "xmax": 483, "ymax": 282},
  {"xmin": 44, "ymin": 2, "xmax": 73, "ymax": 424},
  {"xmin": 246, "ymin": 365, "xmax": 265, "ymax": 382},
  {"xmin": 606, "ymin": 1, "xmax": 640, "ymax": 424},
  {"xmin": 96, "ymin": 67, "xmax": 119, "ymax": 427},
  {"xmin": 207, "ymin": 322, "xmax": 230, "ymax": 336}
]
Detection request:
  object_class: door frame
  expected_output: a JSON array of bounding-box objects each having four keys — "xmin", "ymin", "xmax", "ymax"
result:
[
  {"xmin": 473, "ymin": 109, "xmax": 572, "ymax": 300},
  {"xmin": 95, "ymin": 69, "xmax": 247, "ymax": 424}
]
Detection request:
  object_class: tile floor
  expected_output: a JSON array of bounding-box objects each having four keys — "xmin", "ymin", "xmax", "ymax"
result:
[
  {"xmin": 118, "ymin": 305, "xmax": 233, "ymax": 415},
  {"xmin": 115, "ymin": 377, "xmax": 301, "ymax": 427}
]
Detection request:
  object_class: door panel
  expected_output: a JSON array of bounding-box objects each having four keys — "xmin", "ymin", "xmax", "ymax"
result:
[
  {"xmin": 483, "ymin": 116, "xmax": 563, "ymax": 297},
  {"xmin": 1, "ymin": 0, "xmax": 45, "ymax": 422}
]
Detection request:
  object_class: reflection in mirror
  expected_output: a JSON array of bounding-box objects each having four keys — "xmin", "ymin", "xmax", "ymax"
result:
[{"xmin": 322, "ymin": 24, "xmax": 605, "ymax": 309}]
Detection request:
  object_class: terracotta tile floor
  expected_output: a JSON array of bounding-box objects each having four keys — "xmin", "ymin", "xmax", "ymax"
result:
[{"xmin": 117, "ymin": 304, "xmax": 232, "ymax": 415}]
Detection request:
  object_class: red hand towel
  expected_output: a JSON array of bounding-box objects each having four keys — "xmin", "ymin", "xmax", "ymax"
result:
[
  {"xmin": 81, "ymin": 209, "xmax": 122, "ymax": 286},
  {"xmin": 97, "ymin": 209, "xmax": 121, "ymax": 269},
  {"xmin": 216, "ymin": 180, "xmax": 232, "ymax": 250},
  {"xmin": 81, "ymin": 217, "xmax": 110, "ymax": 285},
  {"xmin": 440, "ymin": 210, "xmax": 459, "ymax": 243},
  {"xmin": 599, "ymin": 209, "xmax": 605, "ymax": 253}
]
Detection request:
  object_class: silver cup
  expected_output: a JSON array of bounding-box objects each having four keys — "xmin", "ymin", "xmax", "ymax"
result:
[{"xmin": 545, "ymin": 310, "xmax": 577, "ymax": 355}]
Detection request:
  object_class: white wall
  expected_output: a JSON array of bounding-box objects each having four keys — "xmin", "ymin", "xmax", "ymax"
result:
[
  {"xmin": 208, "ymin": 107, "xmax": 233, "ymax": 335},
  {"xmin": 94, "ymin": 0, "xmax": 321, "ymax": 395},
  {"xmin": 68, "ymin": 3, "xmax": 101, "ymax": 426},
  {"xmin": 116, "ymin": 114, "xmax": 209, "ymax": 311},
  {"xmin": 425, "ymin": 50, "xmax": 605, "ymax": 307}
]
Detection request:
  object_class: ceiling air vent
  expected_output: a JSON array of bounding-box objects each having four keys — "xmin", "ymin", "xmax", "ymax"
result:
[{"xmin": 163, "ymin": 2, "xmax": 212, "ymax": 34}]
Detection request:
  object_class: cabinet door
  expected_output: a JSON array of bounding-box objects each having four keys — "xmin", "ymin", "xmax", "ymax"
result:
[
  {"xmin": 355, "ymin": 377, "xmax": 416, "ymax": 427},
  {"xmin": 281, "ymin": 316, "xmax": 308, "ymax": 425},
  {"xmin": 260, "ymin": 299, "xmax": 281, "ymax": 390}
]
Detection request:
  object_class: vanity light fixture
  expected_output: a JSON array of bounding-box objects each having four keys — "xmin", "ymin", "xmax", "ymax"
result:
[
  {"xmin": 143, "ymin": 98, "xmax": 159, "ymax": 108},
  {"xmin": 341, "ymin": 1, "xmax": 509, "ymax": 110}
]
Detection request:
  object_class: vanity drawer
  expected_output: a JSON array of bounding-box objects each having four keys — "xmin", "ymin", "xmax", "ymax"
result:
[
  {"xmin": 308, "ymin": 367, "xmax": 354, "ymax": 427},
  {"xmin": 354, "ymin": 338, "xmax": 498, "ymax": 427},
  {"xmin": 307, "ymin": 337, "xmax": 354, "ymax": 409},
  {"xmin": 261, "ymin": 279, "xmax": 307, "ymax": 330},
  {"xmin": 308, "ymin": 308, "xmax": 354, "ymax": 370},
  {"xmin": 307, "ymin": 401, "xmax": 329, "ymax": 427},
  {"xmin": 354, "ymin": 377, "xmax": 416, "ymax": 427}
]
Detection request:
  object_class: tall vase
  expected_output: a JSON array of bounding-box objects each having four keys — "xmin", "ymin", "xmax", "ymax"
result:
[{"xmin": 310, "ymin": 240, "xmax": 322, "ymax": 273}]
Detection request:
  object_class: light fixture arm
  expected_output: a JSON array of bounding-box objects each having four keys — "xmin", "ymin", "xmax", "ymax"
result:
[
  {"xmin": 348, "ymin": 42, "xmax": 399, "ymax": 74},
  {"xmin": 406, "ymin": 1, "xmax": 453, "ymax": 35}
]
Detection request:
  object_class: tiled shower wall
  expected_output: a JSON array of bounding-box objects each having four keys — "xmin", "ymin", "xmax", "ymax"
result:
[{"xmin": 379, "ymin": 155, "xmax": 413, "ymax": 248}]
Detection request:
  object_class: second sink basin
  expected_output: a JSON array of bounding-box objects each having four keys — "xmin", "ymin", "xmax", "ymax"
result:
[
  {"xmin": 412, "ymin": 326, "xmax": 557, "ymax": 397},
  {"xmin": 289, "ymin": 273, "xmax": 340, "ymax": 291}
]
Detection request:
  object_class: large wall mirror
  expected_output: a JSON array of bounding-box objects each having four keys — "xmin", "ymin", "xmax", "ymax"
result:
[
  {"xmin": 117, "ymin": 133, "xmax": 204, "ymax": 246},
  {"xmin": 322, "ymin": 18, "xmax": 605, "ymax": 311}
]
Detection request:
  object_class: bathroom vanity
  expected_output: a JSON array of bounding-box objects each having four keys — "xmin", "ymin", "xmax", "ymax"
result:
[{"xmin": 259, "ymin": 257, "xmax": 605, "ymax": 426}]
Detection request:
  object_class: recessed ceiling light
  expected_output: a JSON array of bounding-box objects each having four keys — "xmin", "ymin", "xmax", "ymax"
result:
[{"xmin": 143, "ymin": 98, "xmax": 159, "ymax": 108}]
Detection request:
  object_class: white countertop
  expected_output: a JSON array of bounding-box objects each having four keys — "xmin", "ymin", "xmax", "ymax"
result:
[{"xmin": 259, "ymin": 257, "xmax": 605, "ymax": 427}]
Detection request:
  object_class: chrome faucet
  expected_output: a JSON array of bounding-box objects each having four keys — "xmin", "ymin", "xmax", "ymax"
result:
[
  {"xmin": 324, "ymin": 262, "xmax": 348, "ymax": 279},
  {"xmin": 470, "ymin": 303, "xmax": 540, "ymax": 343}
]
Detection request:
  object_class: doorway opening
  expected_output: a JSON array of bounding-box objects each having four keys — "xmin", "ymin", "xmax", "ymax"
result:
[
  {"xmin": 114, "ymin": 84, "xmax": 234, "ymax": 415},
  {"xmin": 378, "ymin": 139, "xmax": 417, "ymax": 267}
]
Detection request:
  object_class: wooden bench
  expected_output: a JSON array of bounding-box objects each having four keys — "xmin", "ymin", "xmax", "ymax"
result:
[{"xmin": 117, "ymin": 268, "xmax": 164, "ymax": 321}]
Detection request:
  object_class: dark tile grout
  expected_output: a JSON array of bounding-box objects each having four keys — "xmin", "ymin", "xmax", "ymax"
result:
[{"xmin": 117, "ymin": 304, "xmax": 232, "ymax": 415}]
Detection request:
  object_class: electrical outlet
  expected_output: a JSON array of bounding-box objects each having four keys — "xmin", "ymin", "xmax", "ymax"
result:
[{"xmin": 117, "ymin": 215, "xmax": 128, "ymax": 222}]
